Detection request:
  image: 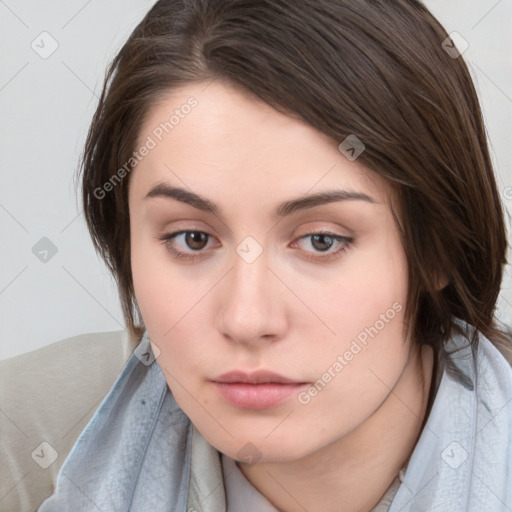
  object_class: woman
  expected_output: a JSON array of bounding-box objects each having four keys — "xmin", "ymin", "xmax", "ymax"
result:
[{"xmin": 39, "ymin": 0, "xmax": 512, "ymax": 511}]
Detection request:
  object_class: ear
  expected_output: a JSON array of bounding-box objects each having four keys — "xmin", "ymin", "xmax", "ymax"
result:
[{"xmin": 434, "ymin": 272, "xmax": 449, "ymax": 291}]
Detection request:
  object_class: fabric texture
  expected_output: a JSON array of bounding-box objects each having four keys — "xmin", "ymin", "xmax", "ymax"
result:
[
  {"xmin": 0, "ymin": 330, "xmax": 134, "ymax": 512},
  {"xmin": 37, "ymin": 321, "xmax": 512, "ymax": 511}
]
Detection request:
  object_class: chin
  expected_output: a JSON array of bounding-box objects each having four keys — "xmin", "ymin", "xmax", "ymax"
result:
[{"xmin": 199, "ymin": 425, "xmax": 317, "ymax": 464}]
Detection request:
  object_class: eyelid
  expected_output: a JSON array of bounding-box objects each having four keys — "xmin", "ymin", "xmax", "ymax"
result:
[
  {"xmin": 291, "ymin": 231, "xmax": 353, "ymax": 262},
  {"xmin": 156, "ymin": 229, "xmax": 219, "ymax": 255}
]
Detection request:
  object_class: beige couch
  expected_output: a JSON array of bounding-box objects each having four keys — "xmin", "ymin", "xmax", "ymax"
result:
[{"xmin": 0, "ymin": 331, "xmax": 136, "ymax": 512}]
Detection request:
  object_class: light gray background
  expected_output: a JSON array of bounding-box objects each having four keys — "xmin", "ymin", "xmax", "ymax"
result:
[{"xmin": 1, "ymin": 0, "xmax": 511, "ymax": 360}]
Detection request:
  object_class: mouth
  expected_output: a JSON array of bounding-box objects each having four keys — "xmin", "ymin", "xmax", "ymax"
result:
[{"xmin": 211, "ymin": 370, "xmax": 309, "ymax": 410}]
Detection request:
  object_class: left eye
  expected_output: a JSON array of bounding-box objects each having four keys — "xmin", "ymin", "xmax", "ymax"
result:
[{"xmin": 293, "ymin": 232, "xmax": 353, "ymax": 259}]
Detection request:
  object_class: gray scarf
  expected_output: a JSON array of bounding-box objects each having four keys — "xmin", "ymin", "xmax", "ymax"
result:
[{"xmin": 38, "ymin": 321, "xmax": 512, "ymax": 511}]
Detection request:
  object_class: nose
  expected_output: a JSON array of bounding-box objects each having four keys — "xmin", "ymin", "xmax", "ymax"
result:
[{"xmin": 216, "ymin": 249, "xmax": 288, "ymax": 347}]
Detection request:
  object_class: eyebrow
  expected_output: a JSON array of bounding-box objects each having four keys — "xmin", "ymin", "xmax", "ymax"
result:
[{"xmin": 144, "ymin": 183, "xmax": 376, "ymax": 218}]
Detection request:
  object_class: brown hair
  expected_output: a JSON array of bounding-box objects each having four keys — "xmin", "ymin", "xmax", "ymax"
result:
[{"xmin": 79, "ymin": 0, "xmax": 511, "ymax": 359}]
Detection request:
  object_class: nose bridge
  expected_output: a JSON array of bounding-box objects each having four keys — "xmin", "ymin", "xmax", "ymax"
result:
[
  {"xmin": 231, "ymin": 232, "xmax": 270, "ymax": 299},
  {"xmin": 229, "ymin": 247, "xmax": 270, "ymax": 316},
  {"xmin": 217, "ymin": 243, "xmax": 285, "ymax": 344}
]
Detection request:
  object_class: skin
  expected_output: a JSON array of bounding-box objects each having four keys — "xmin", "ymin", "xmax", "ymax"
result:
[{"xmin": 128, "ymin": 79, "xmax": 434, "ymax": 512}]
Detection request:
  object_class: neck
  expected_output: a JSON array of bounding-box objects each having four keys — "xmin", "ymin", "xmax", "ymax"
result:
[{"xmin": 238, "ymin": 343, "xmax": 434, "ymax": 512}]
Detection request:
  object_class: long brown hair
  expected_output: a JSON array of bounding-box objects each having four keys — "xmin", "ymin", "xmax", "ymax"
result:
[{"xmin": 79, "ymin": 0, "xmax": 511, "ymax": 360}]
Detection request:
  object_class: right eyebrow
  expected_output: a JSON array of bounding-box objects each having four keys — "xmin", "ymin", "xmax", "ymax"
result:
[{"xmin": 145, "ymin": 184, "xmax": 219, "ymax": 215}]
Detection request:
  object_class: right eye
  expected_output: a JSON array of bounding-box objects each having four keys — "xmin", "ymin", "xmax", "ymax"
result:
[{"xmin": 155, "ymin": 230, "xmax": 219, "ymax": 261}]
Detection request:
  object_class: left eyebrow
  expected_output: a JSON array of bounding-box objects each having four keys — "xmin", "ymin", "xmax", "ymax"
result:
[
  {"xmin": 144, "ymin": 183, "xmax": 376, "ymax": 218},
  {"xmin": 275, "ymin": 189, "xmax": 376, "ymax": 217}
]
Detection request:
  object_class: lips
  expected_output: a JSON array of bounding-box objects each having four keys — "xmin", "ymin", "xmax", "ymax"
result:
[
  {"xmin": 214, "ymin": 370, "xmax": 303, "ymax": 385},
  {"xmin": 211, "ymin": 370, "xmax": 308, "ymax": 409}
]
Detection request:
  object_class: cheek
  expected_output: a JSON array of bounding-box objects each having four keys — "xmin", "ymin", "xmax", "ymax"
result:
[
  {"xmin": 131, "ymin": 237, "xmax": 214, "ymax": 376},
  {"xmin": 299, "ymin": 234, "xmax": 409, "ymax": 403},
  {"xmin": 131, "ymin": 241, "xmax": 170, "ymax": 333},
  {"xmin": 297, "ymin": 278, "xmax": 409, "ymax": 432},
  {"xmin": 131, "ymin": 225, "xmax": 195, "ymax": 332},
  {"xmin": 310, "ymin": 240, "xmax": 408, "ymax": 347},
  {"xmin": 131, "ymin": 230, "xmax": 187, "ymax": 356}
]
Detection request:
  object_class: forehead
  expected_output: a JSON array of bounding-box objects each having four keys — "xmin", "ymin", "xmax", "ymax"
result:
[{"xmin": 130, "ymin": 80, "xmax": 392, "ymax": 207}]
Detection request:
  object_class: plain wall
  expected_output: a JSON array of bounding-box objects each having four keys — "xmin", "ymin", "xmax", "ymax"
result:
[{"xmin": 1, "ymin": 0, "xmax": 511, "ymax": 360}]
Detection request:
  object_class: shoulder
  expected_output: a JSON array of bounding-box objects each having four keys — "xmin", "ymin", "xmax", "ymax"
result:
[{"xmin": 0, "ymin": 330, "xmax": 135, "ymax": 511}]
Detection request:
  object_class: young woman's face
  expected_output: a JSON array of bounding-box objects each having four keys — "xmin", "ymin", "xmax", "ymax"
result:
[{"xmin": 129, "ymin": 80, "xmax": 412, "ymax": 462}]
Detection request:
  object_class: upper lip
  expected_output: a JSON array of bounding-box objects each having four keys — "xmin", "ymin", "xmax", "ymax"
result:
[{"xmin": 213, "ymin": 370, "xmax": 304, "ymax": 384}]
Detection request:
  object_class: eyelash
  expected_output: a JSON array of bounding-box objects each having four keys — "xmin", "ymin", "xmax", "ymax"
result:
[{"xmin": 155, "ymin": 230, "xmax": 353, "ymax": 263}]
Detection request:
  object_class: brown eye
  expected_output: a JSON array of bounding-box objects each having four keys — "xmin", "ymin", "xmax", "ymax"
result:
[
  {"xmin": 185, "ymin": 231, "xmax": 209, "ymax": 250},
  {"xmin": 156, "ymin": 230, "xmax": 218, "ymax": 261}
]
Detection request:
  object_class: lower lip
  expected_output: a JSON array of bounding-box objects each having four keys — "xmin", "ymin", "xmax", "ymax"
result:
[{"xmin": 212, "ymin": 382, "xmax": 307, "ymax": 409}]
